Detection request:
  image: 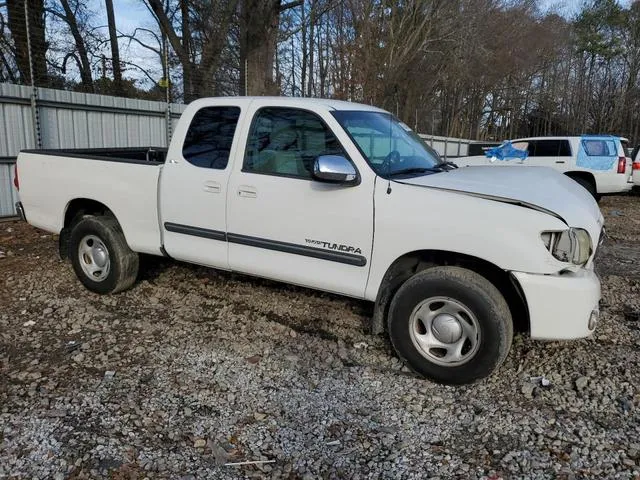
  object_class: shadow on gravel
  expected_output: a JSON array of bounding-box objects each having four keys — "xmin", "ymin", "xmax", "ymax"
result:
[{"xmin": 137, "ymin": 253, "xmax": 375, "ymax": 334}]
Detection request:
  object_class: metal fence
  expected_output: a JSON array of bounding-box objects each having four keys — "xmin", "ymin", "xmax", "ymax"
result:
[
  {"xmin": 418, "ymin": 134, "xmax": 473, "ymax": 159},
  {"xmin": 0, "ymin": 82, "xmax": 185, "ymax": 218}
]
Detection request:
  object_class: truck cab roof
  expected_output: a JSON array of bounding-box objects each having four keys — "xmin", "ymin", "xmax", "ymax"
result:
[{"xmin": 186, "ymin": 96, "xmax": 387, "ymax": 113}]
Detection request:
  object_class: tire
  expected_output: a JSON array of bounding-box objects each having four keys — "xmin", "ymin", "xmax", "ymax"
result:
[
  {"xmin": 69, "ymin": 215, "xmax": 139, "ymax": 294},
  {"xmin": 571, "ymin": 176, "xmax": 600, "ymax": 201},
  {"xmin": 387, "ymin": 266, "xmax": 513, "ymax": 384}
]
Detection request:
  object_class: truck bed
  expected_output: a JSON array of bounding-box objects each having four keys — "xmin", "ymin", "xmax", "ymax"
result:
[
  {"xmin": 20, "ymin": 147, "xmax": 167, "ymax": 165},
  {"xmin": 17, "ymin": 148, "xmax": 165, "ymax": 256}
]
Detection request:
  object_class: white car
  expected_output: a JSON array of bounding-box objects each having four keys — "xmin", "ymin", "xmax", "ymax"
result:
[
  {"xmin": 631, "ymin": 145, "xmax": 640, "ymax": 187},
  {"xmin": 14, "ymin": 97, "xmax": 604, "ymax": 384},
  {"xmin": 455, "ymin": 136, "xmax": 633, "ymax": 199}
]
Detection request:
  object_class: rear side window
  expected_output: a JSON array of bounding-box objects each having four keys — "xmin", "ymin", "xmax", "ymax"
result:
[
  {"xmin": 583, "ymin": 139, "xmax": 616, "ymax": 157},
  {"xmin": 182, "ymin": 106, "xmax": 241, "ymax": 169},
  {"xmin": 527, "ymin": 140, "xmax": 571, "ymax": 157},
  {"xmin": 243, "ymin": 107, "xmax": 347, "ymax": 179}
]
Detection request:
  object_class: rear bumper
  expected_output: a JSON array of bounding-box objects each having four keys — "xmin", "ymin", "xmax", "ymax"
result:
[
  {"xmin": 15, "ymin": 202, "xmax": 26, "ymax": 222},
  {"xmin": 513, "ymin": 268, "xmax": 600, "ymax": 340}
]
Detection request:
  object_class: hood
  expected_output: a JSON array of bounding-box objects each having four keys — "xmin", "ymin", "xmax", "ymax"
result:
[{"xmin": 399, "ymin": 166, "xmax": 604, "ymax": 241}]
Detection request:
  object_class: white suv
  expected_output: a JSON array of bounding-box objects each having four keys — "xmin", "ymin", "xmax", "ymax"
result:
[{"xmin": 455, "ymin": 136, "xmax": 633, "ymax": 199}]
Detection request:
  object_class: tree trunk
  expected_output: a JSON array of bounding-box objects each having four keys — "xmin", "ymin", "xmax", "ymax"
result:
[
  {"xmin": 300, "ymin": 0, "xmax": 307, "ymax": 96},
  {"xmin": 59, "ymin": 0, "xmax": 93, "ymax": 91},
  {"xmin": 240, "ymin": 0, "xmax": 301, "ymax": 96},
  {"xmin": 180, "ymin": 0, "xmax": 195, "ymax": 101},
  {"xmin": 105, "ymin": 0, "xmax": 122, "ymax": 95},
  {"xmin": 7, "ymin": 0, "xmax": 48, "ymax": 86},
  {"xmin": 240, "ymin": 0, "xmax": 279, "ymax": 96},
  {"xmin": 307, "ymin": 1, "xmax": 315, "ymax": 97}
]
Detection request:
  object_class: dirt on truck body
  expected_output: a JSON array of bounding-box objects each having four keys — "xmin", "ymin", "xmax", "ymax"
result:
[{"xmin": 1, "ymin": 195, "xmax": 639, "ymax": 479}]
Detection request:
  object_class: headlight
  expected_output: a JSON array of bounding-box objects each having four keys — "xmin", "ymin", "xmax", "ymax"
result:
[{"xmin": 540, "ymin": 228, "xmax": 592, "ymax": 265}]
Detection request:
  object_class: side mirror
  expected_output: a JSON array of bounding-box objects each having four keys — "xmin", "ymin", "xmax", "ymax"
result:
[{"xmin": 312, "ymin": 155, "xmax": 358, "ymax": 185}]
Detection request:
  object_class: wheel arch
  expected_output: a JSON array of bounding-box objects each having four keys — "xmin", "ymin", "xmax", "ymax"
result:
[
  {"xmin": 564, "ymin": 171, "xmax": 596, "ymax": 190},
  {"xmin": 371, "ymin": 249, "xmax": 530, "ymax": 336},
  {"xmin": 59, "ymin": 198, "xmax": 122, "ymax": 260}
]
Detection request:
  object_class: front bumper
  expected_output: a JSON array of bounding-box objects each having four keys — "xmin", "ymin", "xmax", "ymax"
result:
[
  {"xmin": 15, "ymin": 201, "xmax": 26, "ymax": 222},
  {"xmin": 513, "ymin": 268, "xmax": 600, "ymax": 340}
]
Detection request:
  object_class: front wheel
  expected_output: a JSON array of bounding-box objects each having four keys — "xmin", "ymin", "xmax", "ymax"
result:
[
  {"xmin": 69, "ymin": 215, "xmax": 139, "ymax": 294},
  {"xmin": 387, "ymin": 266, "xmax": 513, "ymax": 384}
]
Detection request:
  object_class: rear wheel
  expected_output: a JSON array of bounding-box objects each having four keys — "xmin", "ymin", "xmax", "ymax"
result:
[
  {"xmin": 69, "ymin": 215, "xmax": 139, "ymax": 294},
  {"xmin": 387, "ymin": 266, "xmax": 513, "ymax": 384}
]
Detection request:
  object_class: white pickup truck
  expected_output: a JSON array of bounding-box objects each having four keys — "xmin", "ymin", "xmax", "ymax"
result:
[
  {"xmin": 15, "ymin": 97, "xmax": 604, "ymax": 384},
  {"xmin": 455, "ymin": 136, "xmax": 633, "ymax": 199}
]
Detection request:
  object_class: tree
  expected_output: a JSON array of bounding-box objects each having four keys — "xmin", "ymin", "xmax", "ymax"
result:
[
  {"xmin": 239, "ymin": 0, "xmax": 302, "ymax": 95},
  {"xmin": 105, "ymin": 0, "xmax": 123, "ymax": 95},
  {"xmin": 145, "ymin": 0, "xmax": 239, "ymax": 101},
  {"xmin": 48, "ymin": 0, "xmax": 94, "ymax": 91},
  {"xmin": 6, "ymin": 0, "xmax": 47, "ymax": 85}
]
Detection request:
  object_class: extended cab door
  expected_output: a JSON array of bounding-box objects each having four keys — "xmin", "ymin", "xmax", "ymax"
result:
[
  {"xmin": 226, "ymin": 104, "xmax": 374, "ymax": 298},
  {"xmin": 159, "ymin": 100, "xmax": 243, "ymax": 267}
]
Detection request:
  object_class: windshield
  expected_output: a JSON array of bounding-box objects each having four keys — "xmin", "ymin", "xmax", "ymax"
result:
[{"xmin": 332, "ymin": 110, "xmax": 442, "ymax": 177}]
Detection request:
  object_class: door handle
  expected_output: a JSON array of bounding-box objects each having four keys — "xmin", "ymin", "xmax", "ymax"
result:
[
  {"xmin": 237, "ymin": 185, "xmax": 257, "ymax": 198},
  {"xmin": 203, "ymin": 181, "xmax": 221, "ymax": 193},
  {"xmin": 555, "ymin": 161, "xmax": 565, "ymax": 164}
]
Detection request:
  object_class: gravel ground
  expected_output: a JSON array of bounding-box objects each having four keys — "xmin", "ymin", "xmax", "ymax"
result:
[{"xmin": 1, "ymin": 194, "xmax": 640, "ymax": 480}]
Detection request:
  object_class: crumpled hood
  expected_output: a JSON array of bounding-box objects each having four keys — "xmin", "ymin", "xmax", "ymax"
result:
[{"xmin": 399, "ymin": 166, "xmax": 604, "ymax": 241}]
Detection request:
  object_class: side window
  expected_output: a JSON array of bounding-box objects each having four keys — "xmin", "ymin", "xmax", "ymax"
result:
[
  {"xmin": 526, "ymin": 141, "xmax": 537, "ymax": 156},
  {"xmin": 243, "ymin": 107, "xmax": 347, "ymax": 179},
  {"xmin": 182, "ymin": 106, "xmax": 241, "ymax": 169},
  {"xmin": 533, "ymin": 140, "xmax": 561, "ymax": 156},
  {"xmin": 583, "ymin": 139, "xmax": 615, "ymax": 157},
  {"xmin": 558, "ymin": 140, "xmax": 572, "ymax": 156}
]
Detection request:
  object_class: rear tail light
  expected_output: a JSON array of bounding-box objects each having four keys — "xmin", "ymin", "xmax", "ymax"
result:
[
  {"xmin": 617, "ymin": 156, "xmax": 626, "ymax": 174},
  {"xmin": 633, "ymin": 161, "xmax": 640, "ymax": 171},
  {"xmin": 13, "ymin": 163, "xmax": 19, "ymax": 190}
]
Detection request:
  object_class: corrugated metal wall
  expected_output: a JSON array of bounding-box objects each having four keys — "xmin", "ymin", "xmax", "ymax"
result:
[
  {"xmin": 418, "ymin": 134, "xmax": 472, "ymax": 158},
  {"xmin": 0, "ymin": 163, "xmax": 18, "ymax": 217},
  {"xmin": 0, "ymin": 83, "xmax": 185, "ymax": 218}
]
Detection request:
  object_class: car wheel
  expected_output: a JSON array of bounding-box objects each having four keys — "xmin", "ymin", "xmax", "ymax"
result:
[
  {"xmin": 387, "ymin": 266, "xmax": 513, "ymax": 384},
  {"xmin": 69, "ymin": 215, "xmax": 139, "ymax": 294}
]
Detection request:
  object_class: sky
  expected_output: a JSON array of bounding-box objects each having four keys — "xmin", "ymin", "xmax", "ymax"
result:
[
  {"xmin": 540, "ymin": 0, "xmax": 634, "ymax": 16},
  {"xmin": 91, "ymin": 0, "xmax": 163, "ymax": 85}
]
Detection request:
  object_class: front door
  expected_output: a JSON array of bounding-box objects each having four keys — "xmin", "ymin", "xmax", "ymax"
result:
[
  {"xmin": 160, "ymin": 103, "xmax": 242, "ymax": 268},
  {"xmin": 226, "ymin": 106, "xmax": 374, "ymax": 298}
]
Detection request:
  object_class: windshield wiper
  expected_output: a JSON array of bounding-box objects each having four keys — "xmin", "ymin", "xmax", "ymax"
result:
[
  {"xmin": 438, "ymin": 160, "xmax": 458, "ymax": 170},
  {"xmin": 388, "ymin": 166, "xmax": 446, "ymax": 177}
]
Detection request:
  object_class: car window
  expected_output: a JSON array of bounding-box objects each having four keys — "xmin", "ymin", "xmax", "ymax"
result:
[
  {"xmin": 558, "ymin": 140, "xmax": 571, "ymax": 156},
  {"xmin": 527, "ymin": 140, "xmax": 567, "ymax": 157},
  {"xmin": 583, "ymin": 139, "xmax": 616, "ymax": 157},
  {"xmin": 243, "ymin": 107, "xmax": 347, "ymax": 179},
  {"xmin": 182, "ymin": 106, "xmax": 241, "ymax": 169}
]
